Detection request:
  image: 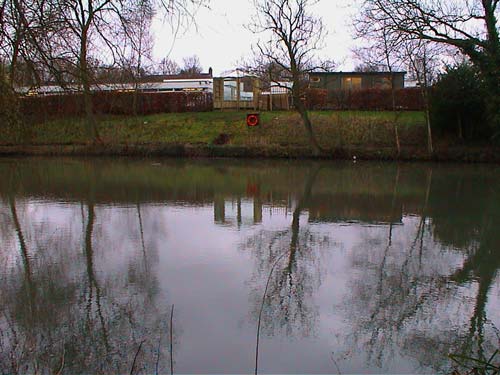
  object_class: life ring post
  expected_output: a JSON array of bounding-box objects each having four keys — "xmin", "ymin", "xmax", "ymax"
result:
[{"xmin": 246, "ymin": 113, "xmax": 260, "ymax": 127}]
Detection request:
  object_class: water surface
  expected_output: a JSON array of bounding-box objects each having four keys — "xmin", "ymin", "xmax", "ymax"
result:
[{"xmin": 0, "ymin": 158, "xmax": 499, "ymax": 374}]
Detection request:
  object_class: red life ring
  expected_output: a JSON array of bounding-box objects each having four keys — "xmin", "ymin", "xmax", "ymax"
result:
[{"xmin": 246, "ymin": 114, "xmax": 259, "ymax": 127}]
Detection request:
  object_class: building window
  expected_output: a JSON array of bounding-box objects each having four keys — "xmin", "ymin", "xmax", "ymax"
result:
[
  {"xmin": 223, "ymin": 81, "xmax": 238, "ymax": 101},
  {"xmin": 343, "ymin": 77, "xmax": 362, "ymax": 90},
  {"xmin": 375, "ymin": 77, "xmax": 392, "ymax": 89},
  {"xmin": 223, "ymin": 80, "xmax": 254, "ymax": 101}
]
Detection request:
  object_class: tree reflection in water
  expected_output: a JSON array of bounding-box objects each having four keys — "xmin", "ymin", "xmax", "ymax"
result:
[
  {"xmin": 0, "ymin": 193, "xmax": 172, "ymax": 374},
  {"xmin": 343, "ymin": 166, "xmax": 500, "ymax": 372},
  {"xmin": 244, "ymin": 166, "xmax": 329, "ymax": 339},
  {"xmin": 0, "ymin": 159, "xmax": 498, "ymax": 374},
  {"xmin": 242, "ymin": 163, "xmax": 499, "ymax": 373}
]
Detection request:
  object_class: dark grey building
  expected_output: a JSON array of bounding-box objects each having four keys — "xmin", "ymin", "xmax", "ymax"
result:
[{"xmin": 309, "ymin": 71, "xmax": 406, "ymax": 91}]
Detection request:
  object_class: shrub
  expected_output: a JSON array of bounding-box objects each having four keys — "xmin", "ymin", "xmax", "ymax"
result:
[
  {"xmin": 305, "ymin": 88, "xmax": 424, "ymax": 111},
  {"xmin": 20, "ymin": 91, "xmax": 213, "ymax": 122},
  {"xmin": 0, "ymin": 68, "xmax": 23, "ymax": 142},
  {"xmin": 430, "ymin": 63, "xmax": 488, "ymax": 140}
]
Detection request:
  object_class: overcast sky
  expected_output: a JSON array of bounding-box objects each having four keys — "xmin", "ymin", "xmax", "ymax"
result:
[{"xmin": 152, "ymin": 0, "xmax": 359, "ymax": 75}]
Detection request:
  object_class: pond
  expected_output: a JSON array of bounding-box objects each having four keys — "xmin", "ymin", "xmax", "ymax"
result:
[{"xmin": 0, "ymin": 158, "xmax": 499, "ymax": 374}]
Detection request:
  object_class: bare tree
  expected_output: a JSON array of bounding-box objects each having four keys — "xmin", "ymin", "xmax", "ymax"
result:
[
  {"xmin": 353, "ymin": 11, "xmax": 445, "ymax": 155},
  {"xmin": 0, "ymin": 0, "xmax": 134, "ymax": 141},
  {"xmin": 1, "ymin": 0, "xmax": 25, "ymax": 85},
  {"xmin": 248, "ymin": 0, "xmax": 334, "ymax": 155},
  {"xmin": 54, "ymin": 0, "xmax": 126, "ymax": 141},
  {"xmin": 0, "ymin": 0, "xmax": 66, "ymax": 92},
  {"xmin": 352, "ymin": 19, "xmax": 406, "ymax": 156},
  {"xmin": 1, "ymin": 0, "xmax": 32, "ymax": 85},
  {"xmin": 180, "ymin": 54, "xmax": 202, "ymax": 75},
  {"xmin": 244, "ymin": 166, "xmax": 325, "ymax": 349},
  {"xmin": 0, "ymin": 62, "xmax": 21, "ymax": 135},
  {"xmin": 403, "ymin": 40, "xmax": 442, "ymax": 155},
  {"xmin": 158, "ymin": 57, "xmax": 180, "ymax": 74},
  {"xmin": 116, "ymin": 0, "xmax": 155, "ymax": 115},
  {"xmin": 353, "ymin": 62, "xmax": 385, "ymax": 72},
  {"xmin": 358, "ymin": 0, "xmax": 500, "ymax": 136},
  {"xmin": 0, "ymin": 0, "xmax": 210, "ymax": 142},
  {"xmin": 353, "ymin": 19, "xmax": 405, "ymax": 108}
]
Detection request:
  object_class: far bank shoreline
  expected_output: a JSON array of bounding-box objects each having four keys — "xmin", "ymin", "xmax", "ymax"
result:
[{"xmin": 0, "ymin": 143, "xmax": 499, "ymax": 163}]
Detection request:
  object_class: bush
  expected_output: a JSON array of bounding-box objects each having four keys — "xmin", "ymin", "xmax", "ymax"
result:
[
  {"xmin": 430, "ymin": 63, "xmax": 488, "ymax": 140},
  {"xmin": 305, "ymin": 88, "xmax": 424, "ymax": 111},
  {"xmin": 20, "ymin": 91, "xmax": 213, "ymax": 122},
  {"xmin": 0, "ymin": 68, "xmax": 24, "ymax": 142}
]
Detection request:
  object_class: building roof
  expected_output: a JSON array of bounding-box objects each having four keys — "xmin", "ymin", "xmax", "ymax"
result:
[
  {"xmin": 141, "ymin": 72, "xmax": 213, "ymax": 83},
  {"xmin": 310, "ymin": 71, "xmax": 406, "ymax": 76}
]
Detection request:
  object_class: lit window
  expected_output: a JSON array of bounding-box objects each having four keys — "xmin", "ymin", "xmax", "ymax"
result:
[{"xmin": 343, "ymin": 77, "xmax": 362, "ymax": 90}]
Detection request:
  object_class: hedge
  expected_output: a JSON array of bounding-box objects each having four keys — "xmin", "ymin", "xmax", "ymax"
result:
[
  {"xmin": 305, "ymin": 88, "xmax": 424, "ymax": 111},
  {"xmin": 19, "ymin": 88, "xmax": 424, "ymax": 121},
  {"xmin": 21, "ymin": 91, "xmax": 213, "ymax": 121}
]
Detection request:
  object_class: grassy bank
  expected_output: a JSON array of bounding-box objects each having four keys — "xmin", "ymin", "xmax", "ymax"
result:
[
  {"xmin": 1, "ymin": 110, "xmax": 498, "ymax": 162},
  {"xmin": 6, "ymin": 111, "xmax": 424, "ymax": 146}
]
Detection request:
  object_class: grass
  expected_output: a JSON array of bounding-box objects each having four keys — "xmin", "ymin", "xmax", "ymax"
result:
[
  {"xmin": 450, "ymin": 350, "xmax": 500, "ymax": 375},
  {"xmin": 7, "ymin": 110, "xmax": 426, "ymax": 148}
]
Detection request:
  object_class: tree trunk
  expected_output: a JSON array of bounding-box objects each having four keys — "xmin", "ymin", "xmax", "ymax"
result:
[
  {"xmin": 133, "ymin": 82, "xmax": 139, "ymax": 116},
  {"xmin": 292, "ymin": 78, "xmax": 322, "ymax": 155},
  {"xmin": 466, "ymin": 12, "xmax": 500, "ymax": 138},
  {"xmin": 483, "ymin": 70, "xmax": 500, "ymax": 138},
  {"xmin": 390, "ymin": 73, "xmax": 401, "ymax": 157},
  {"xmin": 10, "ymin": 196, "xmax": 36, "ymax": 320},
  {"xmin": 421, "ymin": 83, "xmax": 433, "ymax": 155},
  {"xmin": 289, "ymin": 52, "xmax": 322, "ymax": 155},
  {"xmin": 10, "ymin": 37, "xmax": 21, "ymax": 86},
  {"xmin": 10, "ymin": 0, "xmax": 25, "ymax": 86},
  {"xmin": 82, "ymin": 85, "xmax": 99, "ymax": 141},
  {"xmin": 237, "ymin": 76, "xmax": 241, "ymax": 111},
  {"xmin": 458, "ymin": 113, "xmax": 463, "ymax": 140},
  {"xmin": 425, "ymin": 105, "xmax": 433, "ymax": 155},
  {"xmin": 268, "ymin": 70, "xmax": 273, "ymax": 111},
  {"xmin": 84, "ymin": 201, "xmax": 110, "ymax": 350},
  {"xmin": 80, "ymin": 30, "xmax": 99, "ymax": 143},
  {"xmin": 389, "ymin": 73, "xmax": 396, "ymax": 111},
  {"xmin": 422, "ymin": 70, "xmax": 433, "ymax": 155},
  {"xmin": 395, "ymin": 124, "xmax": 401, "ymax": 157},
  {"xmin": 295, "ymin": 97, "xmax": 322, "ymax": 156}
]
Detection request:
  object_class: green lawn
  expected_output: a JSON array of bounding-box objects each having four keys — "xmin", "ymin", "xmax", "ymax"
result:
[{"xmin": 11, "ymin": 110, "xmax": 426, "ymax": 148}]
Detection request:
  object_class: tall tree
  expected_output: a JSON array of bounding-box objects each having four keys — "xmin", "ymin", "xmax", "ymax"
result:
[
  {"xmin": 354, "ymin": 9, "xmax": 445, "ymax": 155},
  {"xmin": 117, "ymin": 0, "xmax": 155, "ymax": 114},
  {"xmin": 0, "ymin": 0, "xmax": 210, "ymax": 142},
  {"xmin": 358, "ymin": 0, "xmax": 500, "ymax": 137},
  {"xmin": 0, "ymin": 0, "xmax": 36, "ymax": 85},
  {"xmin": 158, "ymin": 57, "xmax": 180, "ymax": 74},
  {"xmin": 403, "ymin": 39, "xmax": 442, "ymax": 154},
  {"xmin": 180, "ymin": 54, "xmax": 202, "ymax": 75},
  {"xmin": 0, "ymin": 63, "xmax": 21, "ymax": 137},
  {"xmin": 57, "ymin": 0, "xmax": 125, "ymax": 141},
  {"xmin": 248, "ymin": 0, "xmax": 334, "ymax": 155},
  {"xmin": 353, "ymin": 21, "xmax": 405, "ymax": 155}
]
